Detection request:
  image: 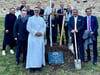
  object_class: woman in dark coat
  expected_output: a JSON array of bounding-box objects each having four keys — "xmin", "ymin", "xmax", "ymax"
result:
[{"xmin": 2, "ymin": 8, "xmax": 17, "ymax": 56}]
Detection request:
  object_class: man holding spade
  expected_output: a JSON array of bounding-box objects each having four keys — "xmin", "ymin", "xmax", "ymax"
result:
[{"xmin": 68, "ymin": 9, "xmax": 85, "ymax": 66}]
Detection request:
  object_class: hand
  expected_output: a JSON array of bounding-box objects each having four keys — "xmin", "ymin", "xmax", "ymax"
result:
[
  {"xmin": 91, "ymin": 32, "xmax": 94, "ymax": 34},
  {"xmin": 35, "ymin": 32, "xmax": 42, "ymax": 36},
  {"xmin": 44, "ymin": 18, "xmax": 47, "ymax": 21},
  {"xmin": 75, "ymin": 30, "xmax": 78, "ymax": 33},
  {"xmin": 52, "ymin": 24, "xmax": 55, "ymax": 27},
  {"xmin": 71, "ymin": 30, "xmax": 75, "ymax": 33},
  {"xmin": 6, "ymin": 30, "xmax": 9, "ymax": 33},
  {"xmin": 14, "ymin": 38, "xmax": 17, "ymax": 40},
  {"xmin": 50, "ymin": 12, "xmax": 54, "ymax": 15}
]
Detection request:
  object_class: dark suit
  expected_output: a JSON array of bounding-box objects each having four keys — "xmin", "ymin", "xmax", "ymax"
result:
[
  {"xmin": 39, "ymin": 8, "xmax": 44, "ymax": 17},
  {"xmin": 84, "ymin": 16, "xmax": 98, "ymax": 63},
  {"xmin": 27, "ymin": 9, "xmax": 34, "ymax": 16},
  {"xmin": 57, "ymin": 8, "xmax": 68, "ymax": 45},
  {"xmin": 47, "ymin": 15, "xmax": 58, "ymax": 44},
  {"xmin": 68, "ymin": 15, "xmax": 85, "ymax": 62},
  {"xmin": 14, "ymin": 16, "xmax": 29, "ymax": 63},
  {"xmin": 20, "ymin": 5, "xmax": 25, "ymax": 11}
]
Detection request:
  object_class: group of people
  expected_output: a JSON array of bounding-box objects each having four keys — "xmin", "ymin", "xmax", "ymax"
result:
[{"xmin": 2, "ymin": 0, "xmax": 98, "ymax": 73}]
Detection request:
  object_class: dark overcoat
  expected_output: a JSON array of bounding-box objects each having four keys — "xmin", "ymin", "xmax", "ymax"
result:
[{"xmin": 3, "ymin": 13, "xmax": 17, "ymax": 45}]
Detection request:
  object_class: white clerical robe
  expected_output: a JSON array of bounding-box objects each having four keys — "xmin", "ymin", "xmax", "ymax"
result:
[{"xmin": 26, "ymin": 15, "xmax": 46, "ymax": 69}]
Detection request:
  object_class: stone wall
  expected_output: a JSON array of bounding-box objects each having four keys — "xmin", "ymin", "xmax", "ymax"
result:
[
  {"xmin": 0, "ymin": 0, "xmax": 100, "ymax": 17},
  {"xmin": 70, "ymin": 0, "xmax": 100, "ymax": 16}
]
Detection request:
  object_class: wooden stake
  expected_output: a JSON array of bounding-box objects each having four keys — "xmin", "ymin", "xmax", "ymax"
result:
[{"xmin": 59, "ymin": 11, "xmax": 66, "ymax": 46}]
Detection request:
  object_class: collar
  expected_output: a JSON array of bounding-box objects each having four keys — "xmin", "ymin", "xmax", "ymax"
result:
[
  {"xmin": 87, "ymin": 16, "xmax": 91, "ymax": 18},
  {"xmin": 74, "ymin": 16, "xmax": 78, "ymax": 19}
]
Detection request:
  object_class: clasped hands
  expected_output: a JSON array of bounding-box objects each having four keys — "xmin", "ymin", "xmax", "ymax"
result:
[{"xmin": 35, "ymin": 32, "xmax": 42, "ymax": 36}]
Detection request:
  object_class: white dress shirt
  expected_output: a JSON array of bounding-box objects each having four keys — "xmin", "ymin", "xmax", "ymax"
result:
[{"xmin": 74, "ymin": 16, "xmax": 78, "ymax": 30}]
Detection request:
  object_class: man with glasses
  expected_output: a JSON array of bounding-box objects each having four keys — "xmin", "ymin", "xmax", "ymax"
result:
[
  {"xmin": 26, "ymin": 7, "xmax": 46, "ymax": 73},
  {"xmin": 14, "ymin": 9, "xmax": 29, "ymax": 66}
]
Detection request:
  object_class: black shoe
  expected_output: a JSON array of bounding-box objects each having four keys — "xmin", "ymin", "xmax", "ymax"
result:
[
  {"xmin": 85, "ymin": 59, "xmax": 91, "ymax": 62},
  {"xmin": 36, "ymin": 68, "xmax": 42, "ymax": 71},
  {"xmin": 93, "ymin": 62, "xmax": 97, "ymax": 65},
  {"xmin": 30, "ymin": 68, "xmax": 34, "ymax": 73},
  {"xmin": 16, "ymin": 61, "xmax": 19, "ymax": 66}
]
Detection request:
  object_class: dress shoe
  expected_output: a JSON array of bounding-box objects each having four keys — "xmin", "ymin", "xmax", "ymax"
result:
[
  {"xmin": 16, "ymin": 61, "xmax": 19, "ymax": 66},
  {"xmin": 85, "ymin": 59, "xmax": 91, "ymax": 62},
  {"xmin": 93, "ymin": 62, "xmax": 97, "ymax": 65},
  {"xmin": 30, "ymin": 68, "xmax": 34, "ymax": 73}
]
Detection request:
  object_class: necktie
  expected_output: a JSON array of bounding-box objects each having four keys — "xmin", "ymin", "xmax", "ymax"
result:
[
  {"xmin": 88, "ymin": 17, "xmax": 91, "ymax": 31},
  {"xmin": 62, "ymin": 8, "xmax": 63, "ymax": 13}
]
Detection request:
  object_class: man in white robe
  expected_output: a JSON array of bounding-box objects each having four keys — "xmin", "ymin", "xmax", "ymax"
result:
[{"xmin": 26, "ymin": 7, "xmax": 46, "ymax": 71}]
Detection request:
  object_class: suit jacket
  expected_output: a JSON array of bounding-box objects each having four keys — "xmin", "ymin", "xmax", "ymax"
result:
[
  {"xmin": 14, "ymin": 16, "xmax": 29, "ymax": 41},
  {"xmin": 48, "ymin": 15, "xmax": 58, "ymax": 36},
  {"xmin": 20, "ymin": 5, "xmax": 25, "ymax": 11},
  {"xmin": 84, "ymin": 16, "xmax": 98, "ymax": 36},
  {"xmin": 48, "ymin": 15, "xmax": 58, "ymax": 28},
  {"xmin": 68, "ymin": 15, "xmax": 85, "ymax": 38},
  {"xmin": 57, "ymin": 8, "xmax": 68, "ymax": 26},
  {"xmin": 27, "ymin": 9, "xmax": 34, "ymax": 16},
  {"xmin": 39, "ymin": 8, "xmax": 44, "ymax": 17}
]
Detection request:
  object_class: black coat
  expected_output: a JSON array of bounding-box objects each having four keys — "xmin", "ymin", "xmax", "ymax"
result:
[
  {"xmin": 27, "ymin": 9, "xmax": 34, "ymax": 16},
  {"xmin": 3, "ymin": 13, "xmax": 16, "ymax": 45},
  {"xmin": 39, "ymin": 8, "xmax": 44, "ymax": 17}
]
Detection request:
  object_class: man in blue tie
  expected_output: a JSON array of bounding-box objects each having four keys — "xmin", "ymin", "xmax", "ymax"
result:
[
  {"xmin": 57, "ymin": 2, "xmax": 68, "ymax": 45},
  {"xmin": 84, "ymin": 8, "xmax": 98, "ymax": 65}
]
